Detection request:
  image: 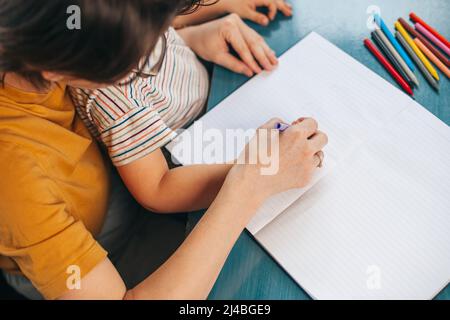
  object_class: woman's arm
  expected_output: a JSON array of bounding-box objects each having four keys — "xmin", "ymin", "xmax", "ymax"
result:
[
  {"xmin": 117, "ymin": 148, "xmax": 232, "ymax": 213},
  {"xmin": 58, "ymin": 117, "xmax": 328, "ymax": 300}
]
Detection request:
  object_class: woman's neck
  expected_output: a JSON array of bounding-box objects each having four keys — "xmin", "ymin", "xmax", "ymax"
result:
[{"xmin": 3, "ymin": 73, "xmax": 50, "ymax": 94}]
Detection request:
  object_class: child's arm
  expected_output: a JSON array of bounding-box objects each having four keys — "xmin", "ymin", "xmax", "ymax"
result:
[
  {"xmin": 173, "ymin": 0, "xmax": 292, "ymax": 29},
  {"xmin": 117, "ymin": 148, "xmax": 232, "ymax": 213}
]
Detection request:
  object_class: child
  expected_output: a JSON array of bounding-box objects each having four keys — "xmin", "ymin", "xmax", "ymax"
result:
[{"xmin": 70, "ymin": 0, "xmax": 292, "ymax": 213}]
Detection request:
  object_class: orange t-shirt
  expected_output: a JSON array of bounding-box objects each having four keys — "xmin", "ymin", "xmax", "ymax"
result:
[{"xmin": 0, "ymin": 82, "xmax": 110, "ymax": 299}]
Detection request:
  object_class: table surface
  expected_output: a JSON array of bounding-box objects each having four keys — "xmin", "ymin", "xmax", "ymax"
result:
[{"xmin": 205, "ymin": 0, "xmax": 450, "ymax": 300}]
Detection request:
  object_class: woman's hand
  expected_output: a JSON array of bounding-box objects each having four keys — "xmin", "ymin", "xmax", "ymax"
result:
[
  {"xmin": 222, "ymin": 0, "xmax": 293, "ymax": 26},
  {"xmin": 178, "ymin": 14, "xmax": 278, "ymax": 77},
  {"xmin": 223, "ymin": 117, "xmax": 328, "ymax": 217}
]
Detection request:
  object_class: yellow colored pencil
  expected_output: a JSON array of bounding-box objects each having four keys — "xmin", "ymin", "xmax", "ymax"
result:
[
  {"xmin": 414, "ymin": 38, "xmax": 450, "ymax": 79},
  {"xmin": 395, "ymin": 21, "xmax": 440, "ymax": 81}
]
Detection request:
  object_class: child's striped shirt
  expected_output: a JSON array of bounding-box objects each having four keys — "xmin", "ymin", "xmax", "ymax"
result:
[{"xmin": 70, "ymin": 27, "xmax": 209, "ymax": 166}]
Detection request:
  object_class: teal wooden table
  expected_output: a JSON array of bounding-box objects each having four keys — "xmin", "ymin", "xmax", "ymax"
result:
[{"xmin": 204, "ymin": 0, "xmax": 450, "ymax": 299}]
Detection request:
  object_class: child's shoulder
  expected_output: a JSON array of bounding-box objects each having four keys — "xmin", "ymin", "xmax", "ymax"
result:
[{"xmin": 69, "ymin": 85, "xmax": 140, "ymax": 119}]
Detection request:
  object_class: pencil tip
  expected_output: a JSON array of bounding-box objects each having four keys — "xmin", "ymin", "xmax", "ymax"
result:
[{"xmin": 433, "ymin": 83, "xmax": 440, "ymax": 92}]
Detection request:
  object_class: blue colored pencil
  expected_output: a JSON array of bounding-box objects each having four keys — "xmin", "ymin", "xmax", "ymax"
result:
[{"xmin": 374, "ymin": 14, "xmax": 415, "ymax": 72}]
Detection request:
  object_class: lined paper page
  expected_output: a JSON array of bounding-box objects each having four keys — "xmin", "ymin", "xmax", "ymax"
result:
[{"xmin": 168, "ymin": 33, "xmax": 450, "ymax": 299}]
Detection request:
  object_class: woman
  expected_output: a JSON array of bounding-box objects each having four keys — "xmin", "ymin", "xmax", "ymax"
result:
[{"xmin": 0, "ymin": 0, "xmax": 327, "ymax": 299}]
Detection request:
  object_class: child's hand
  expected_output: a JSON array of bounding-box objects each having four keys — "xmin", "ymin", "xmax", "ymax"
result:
[
  {"xmin": 222, "ymin": 0, "xmax": 293, "ymax": 26},
  {"xmin": 226, "ymin": 117, "xmax": 327, "ymax": 209},
  {"xmin": 178, "ymin": 14, "xmax": 278, "ymax": 77}
]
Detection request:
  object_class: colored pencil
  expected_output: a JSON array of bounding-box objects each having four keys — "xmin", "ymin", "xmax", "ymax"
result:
[
  {"xmin": 275, "ymin": 123, "xmax": 290, "ymax": 132},
  {"xmin": 374, "ymin": 14, "xmax": 415, "ymax": 71},
  {"xmin": 396, "ymin": 31, "xmax": 439, "ymax": 91},
  {"xmin": 395, "ymin": 21, "xmax": 440, "ymax": 81},
  {"xmin": 364, "ymin": 38, "xmax": 413, "ymax": 96},
  {"xmin": 372, "ymin": 31, "xmax": 415, "ymax": 88},
  {"xmin": 398, "ymin": 18, "xmax": 450, "ymax": 68},
  {"xmin": 374, "ymin": 29, "xmax": 419, "ymax": 87},
  {"xmin": 410, "ymin": 12, "xmax": 450, "ymax": 49},
  {"xmin": 415, "ymin": 23, "xmax": 450, "ymax": 57},
  {"xmin": 414, "ymin": 38, "xmax": 450, "ymax": 78}
]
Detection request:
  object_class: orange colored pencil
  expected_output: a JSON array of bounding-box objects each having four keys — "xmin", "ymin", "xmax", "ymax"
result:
[{"xmin": 414, "ymin": 38, "xmax": 450, "ymax": 78}]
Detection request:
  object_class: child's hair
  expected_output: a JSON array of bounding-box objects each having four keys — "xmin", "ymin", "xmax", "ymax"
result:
[{"xmin": 0, "ymin": 0, "xmax": 212, "ymax": 88}]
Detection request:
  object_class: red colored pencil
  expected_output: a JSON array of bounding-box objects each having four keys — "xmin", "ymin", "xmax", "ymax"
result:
[
  {"xmin": 410, "ymin": 12, "xmax": 450, "ymax": 49},
  {"xmin": 364, "ymin": 39, "xmax": 413, "ymax": 96},
  {"xmin": 398, "ymin": 18, "xmax": 450, "ymax": 68}
]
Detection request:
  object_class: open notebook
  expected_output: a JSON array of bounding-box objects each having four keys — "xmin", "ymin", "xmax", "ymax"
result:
[{"xmin": 167, "ymin": 33, "xmax": 450, "ymax": 299}]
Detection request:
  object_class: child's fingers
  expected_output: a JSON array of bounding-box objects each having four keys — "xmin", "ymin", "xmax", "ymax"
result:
[
  {"xmin": 235, "ymin": 16, "xmax": 277, "ymax": 70},
  {"xmin": 267, "ymin": 1, "xmax": 277, "ymax": 20},
  {"xmin": 276, "ymin": 1, "xmax": 293, "ymax": 16},
  {"xmin": 216, "ymin": 52, "xmax": 254, "ymax": 77},
  {"xmin": 264, "ymin": 46, "xmax": 278, "ymax": 66},
  {"xmin": 245, "ymin": 9, "xmax": 270, "ymax": 26},
  {"xmin": 251, "ymin": 45, "xmax": 274, "ymax": 71},
  {"xmin": 225, "ymin": 24, "xmax": 262, "ymax": 74},
  {"xmin": 255, "ymin": 33, "xmax": 278, "ymax": 66},
  {"xmin": 257, "ymin": 41, "xmax": 278, "ymax": 68},
  {"xmin": 255, "ymin": 0, "xmax": 277, "ymax": 21}
]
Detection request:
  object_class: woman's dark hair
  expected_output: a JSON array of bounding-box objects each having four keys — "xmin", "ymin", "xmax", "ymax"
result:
[{"xmin": 0, "ymin": 0, "xmax": 212, "ymax": 88}]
